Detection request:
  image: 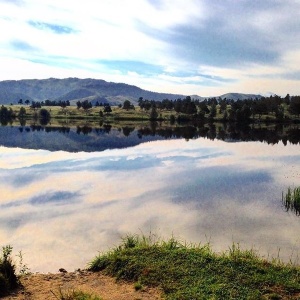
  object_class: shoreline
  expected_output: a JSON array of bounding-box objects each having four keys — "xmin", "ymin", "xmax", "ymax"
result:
[{"xmin": 3, "ymin": 235, "xmax": 300, "ymax": 299}]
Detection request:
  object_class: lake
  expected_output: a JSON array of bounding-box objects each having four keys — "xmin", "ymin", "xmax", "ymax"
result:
[{"xmin": 0, "ymin": 123, "xmax": 300, "ymax": 273}]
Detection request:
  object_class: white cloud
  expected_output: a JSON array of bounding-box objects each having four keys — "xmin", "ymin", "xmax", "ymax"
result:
[{"xmin": 0, "ymin": 0, "xmax": 300, "ymax": 95}]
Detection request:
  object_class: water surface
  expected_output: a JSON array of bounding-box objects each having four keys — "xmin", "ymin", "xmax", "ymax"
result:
[{"xmin": 0, "ymin": 127, "xmax": 300, "ymax": 272}]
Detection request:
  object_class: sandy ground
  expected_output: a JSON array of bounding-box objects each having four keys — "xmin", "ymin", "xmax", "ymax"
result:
[{"xmin": 3, "ymin": 270, "xmax": 162, "ymax": 300}]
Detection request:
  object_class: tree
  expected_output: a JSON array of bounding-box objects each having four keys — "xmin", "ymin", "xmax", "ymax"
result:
[
  {"xmin": 39, "ymin": 108, "xmax": 51, "ymax": 123},
  {"xmin": 219, "ymin": 100, "xmax": 227, "ymax": 114},
  {"xmin": 18, "ymin": 99, "xmax": 23, "ymax": 105},
  {"xmin": 275, "ymin": 105, "xmax": 284, "ymax": 120},
  {"xmin": 25, "ymin": 99, "xmax": 30, "ymax": 106},
  {"xmin": 0, "ymin": 105, "xmax": 11, "ymax": 119},
  {"xmin": 284, "ymin": 94, "xmax": 290, "ymax": 105},
  {"xmin": 18, "ymin": 107, "xmax": 26, "ymax": 118},
  {"xmin": 149, "ymin": 106, "xmax": 158, "ymax": 120},
  {"xmin": 186, "ymin": 101, "xmax": 197, "ymax": 115},
  {"xmin": 174, "ymin": 99, "xmax": 182, "ymax": 113},
  {"xmin": 228, "ymin": 107, "xmax": 236, "ymax": 122},
  {"xmin": 81, "ymin": 100, "xmax": 92, "ymax": 114},
  {"xmin": 198, "ymin": 102, "xmax": 209, "ymax": 115},
  {"xmin": 164, "ymin": 99, "xmax": 174, "ymax": 110},
  {"xmin": 289, "ymin": 96, "xmax": 300, "ymax": 116},
  {"xmin": 170, "ymin": 114, "xmax": 176, "ymax": 124},
  {"xmin": 104, "ymin": 104, "xmax": 112, "ymax": 113},
  {"xmin": 123, "ymin": 100, "xmax": 132, "ymax": 110},
  {"xmin": 252, "ymin": 99, "xmax": 268, "ymax": 119},
  {"xmin": 76, "ymin": 101, "xmax": 82, "ymax": 109},
  {"xmin": 222, "ymin": 110, "xmax": 228, "ymax": 121},
  {"xmin": 30, "ymin": 101, "xmax": 41, "ymax": 110},
  {"xmin": 144, "ymin": 100, "xmax": 152, "ymax": 111},
  {"xmin": 209, "ymin": 103, "xmax": 217, "ymax": 119},
  {"xmin": 138, "ymin": 97, "xmax": 144, "ymax": 109},
  {"xmin": 241, "ymin": 104, "xmax": 252, "ymax": 121},
  {"xmin": 60, "ymin": 101, "xmax": 67, "ymax": 114}
]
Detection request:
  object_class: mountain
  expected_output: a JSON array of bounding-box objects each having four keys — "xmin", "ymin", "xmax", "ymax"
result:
[
  {"xmin": 219, "ymin": 93, "xmax": 261, "ymax": 101},
  {"xmin": 0, "ymin": 77, "xmax": 198, "ymax": 105},
  {"xmin": 262, "ymin": 92, "xmax": 276, "ymax": 97},
  {"xmin": 0, "ymin": 78, "xmax": 262, "ymax": 105}
]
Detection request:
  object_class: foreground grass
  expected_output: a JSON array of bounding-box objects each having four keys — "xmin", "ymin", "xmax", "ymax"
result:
[{"xmin": 89, "ymin": 235, "xmax": 300, "ymax": 300}]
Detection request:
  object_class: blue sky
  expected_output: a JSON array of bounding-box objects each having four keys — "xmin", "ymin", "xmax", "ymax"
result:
[{"xmin": 0, "ymin": 0, "xmax": 300, "ymax": 96}]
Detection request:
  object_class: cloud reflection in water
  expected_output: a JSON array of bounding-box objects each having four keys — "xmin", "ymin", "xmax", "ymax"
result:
[{"xmin": 0, "ymin": 139, "xmax": 300, "ymax": 272}]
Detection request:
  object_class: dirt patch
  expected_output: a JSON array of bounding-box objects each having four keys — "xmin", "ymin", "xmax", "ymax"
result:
[{"xmin": 3, "ymin": 270, "xmax": 162, "ymax": 300}]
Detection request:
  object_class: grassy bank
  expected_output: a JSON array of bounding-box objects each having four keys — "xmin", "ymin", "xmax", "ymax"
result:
[
  {"xmin": 89, "ymin": 234, "xmax": 300, "ymax": 300},
  {"xmin": 3, "ymin": 235, "xmax": 300, "ymax": 299}
]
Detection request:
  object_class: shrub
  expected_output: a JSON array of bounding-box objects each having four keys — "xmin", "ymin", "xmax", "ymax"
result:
[{"xmin": 0, "ymin": 245, "xmax": 18, "ymax": 296}]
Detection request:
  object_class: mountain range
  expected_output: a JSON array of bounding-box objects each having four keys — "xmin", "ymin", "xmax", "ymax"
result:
[{"xmin": 0, "ymin": 77, "xmax": 261, "ymax": 105}]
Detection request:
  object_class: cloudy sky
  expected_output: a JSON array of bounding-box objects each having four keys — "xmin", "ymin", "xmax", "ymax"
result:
[{"xmin": 0, "ymin": 0, "xmax": 300, "ymax": 96}]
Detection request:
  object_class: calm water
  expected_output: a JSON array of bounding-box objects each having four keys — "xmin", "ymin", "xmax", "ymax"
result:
[{"xmin": 0, "ymin": 125, "xmax": 300, "ymax": 272}]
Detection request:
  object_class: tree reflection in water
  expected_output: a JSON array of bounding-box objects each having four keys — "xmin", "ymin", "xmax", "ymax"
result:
[
  {"xmin": 1, "ymin": 121, "xmax": 300, "ymax": 152},
  {"xmin": 5, "ymin": 122, "xmax": 300, "ymax": 145}
]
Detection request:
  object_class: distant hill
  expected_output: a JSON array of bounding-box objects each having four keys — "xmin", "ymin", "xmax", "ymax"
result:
[
  {"xmin": 0, "ymin": 78, "xmax": 262, "ymax": 105},
  {"xmin": 219, "ymin": 93, "xmax": 261, "ymax": 101},
  {"xmin": 0, "ymin": 78, "xmax": 198, "ymax": 106}
]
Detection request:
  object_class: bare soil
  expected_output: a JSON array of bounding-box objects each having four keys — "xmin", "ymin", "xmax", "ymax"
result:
[{"xmin": 3, "ymin": 270, "xmax": 162, "ymax": 300}]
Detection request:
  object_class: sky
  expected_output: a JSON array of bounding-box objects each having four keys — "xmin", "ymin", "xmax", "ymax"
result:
[{"xmin": 0, "ymin": 0, "xmax": 300, "ymax": 97}]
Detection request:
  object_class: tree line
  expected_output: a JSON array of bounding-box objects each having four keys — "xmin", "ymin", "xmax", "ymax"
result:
[
  {"xmin": 4, "ymin": 93, "xmax": 300, "ymax": 124},
  {"xmin": 18, "ymin": 98, "xmax": 71, "ymax": 107},
  {"xmin": 136, "ymin": 94, "xmax": 300, "ymax": 121}
]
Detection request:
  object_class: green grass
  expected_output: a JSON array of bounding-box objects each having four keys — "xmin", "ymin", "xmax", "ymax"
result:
[{"xmin": 89, "ymin": 234, "xmax": 300, "ymax": 300}]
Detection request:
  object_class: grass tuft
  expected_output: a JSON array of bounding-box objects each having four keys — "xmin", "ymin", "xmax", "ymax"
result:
[
  {"xmin": 89, "ymin": 234, "xmax": 300, "ymax": 300},
  {"xmin": 282, "ymin": 186, "xmax": 300, "ymax": 216},
  {"xmin": 134, "ymin": 281, "xmax": 143, "ymax": 291},
  {"xmin": 51, "ymin": 288, "xmax": 102, "ymax": 300}
]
